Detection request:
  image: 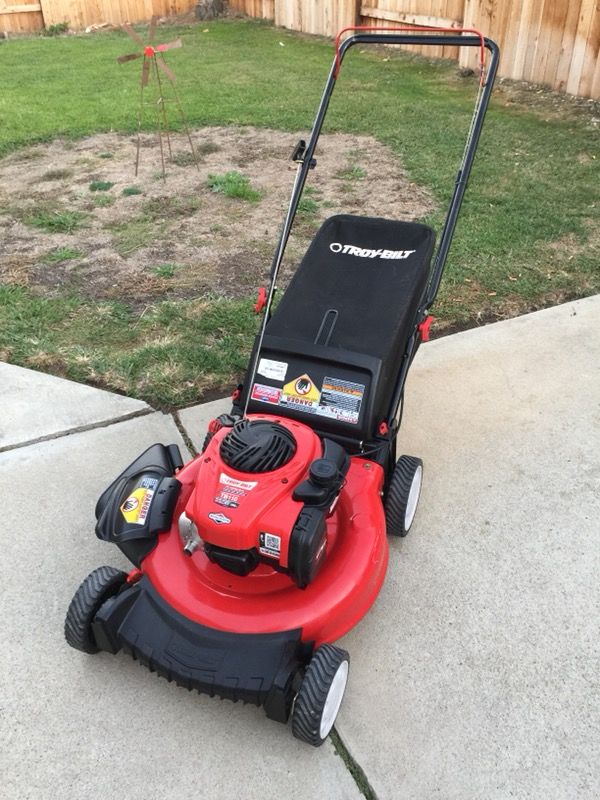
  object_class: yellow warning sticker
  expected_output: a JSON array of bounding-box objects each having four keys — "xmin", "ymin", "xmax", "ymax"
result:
[
  {"xmin": 120, "ymin": 485, "xmax": 155, "ymax": 526},
  {"xmin": 282, "ymin": 374, "xmax": 320, "ymax": 403},
  {"xmin": 281, "ymin": 373, "xmax": 321, "ymax": 413}
]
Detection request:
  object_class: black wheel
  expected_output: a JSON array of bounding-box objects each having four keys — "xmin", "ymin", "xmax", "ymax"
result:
[
  {"xmin": 201, "ymin": 431, "xmax": 214, "ymax": 452},
  {"xmin": 64, "ymin": 566, "xmax": 127, "ymax": 654},
  {"xmin": 292, "ymin": 644, "xmax": 350, "ymax": 747},
  {"xmin": 385, "ymin": 455, "xmax": 423, "ymax": 537}
]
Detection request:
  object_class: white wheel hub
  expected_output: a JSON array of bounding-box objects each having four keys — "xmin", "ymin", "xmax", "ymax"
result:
[
  {"xmin": 404, "ymin": 465, "xmax": 422, "ymax": 531},
  {"xmin": 319, "ymin": 660, "xmax": 349, "ymax": 739}
]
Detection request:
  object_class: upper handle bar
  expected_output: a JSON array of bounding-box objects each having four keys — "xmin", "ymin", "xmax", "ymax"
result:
[
  {"xmin": 335, "ymin": 27, "xmax": 492, "ymax": 80},
  {"xmin": 299, "ymin": 31, "xmax": 500, "ymax": 309}
]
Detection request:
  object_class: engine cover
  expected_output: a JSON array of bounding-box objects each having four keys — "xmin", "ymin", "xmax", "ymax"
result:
[{"xmin": 185, "ymin": 415, "xmax": 346, "ymax": 587}]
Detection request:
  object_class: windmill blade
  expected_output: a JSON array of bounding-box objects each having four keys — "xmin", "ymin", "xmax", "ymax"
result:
[
  {"xmin": 148, "ymin": 15, "xmax": 158, "ymax": 44},
  {"xmin": 122, "ymin": 23, "xmax": 144, "ymax": 47},
  {"xmin": 156, "ymin": 39, "xmax": 182, "ymax": 53},
  {"xmin": 157, "ymin": 57, "xmax": 176, "ymax": 83},
  {"xmin": 141, "ymin": 57, "xmax": 151, "ymax": 87},
  {"xmin": 117, "ymin": 52, "xmax": 142, "ymax": 64}
]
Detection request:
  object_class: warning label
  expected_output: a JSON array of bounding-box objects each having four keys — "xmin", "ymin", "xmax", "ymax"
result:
[
  {"xmin": 250, "ymin": 374, "xmax": 365, "ymax": 425},
  {"xmin": 280, "ymin": 373, "xmax": 321, "ymax": 414},
  {"xmin": 120, "ymin": 476, "xmax": 158, "ymax": 525},
  {"xmin": 318, "ymin": 376, "xmax": 364, "ymax": 424},
  {"xmin": 282, "ymin": 374, "xmax": 320, "ymax": 403}
]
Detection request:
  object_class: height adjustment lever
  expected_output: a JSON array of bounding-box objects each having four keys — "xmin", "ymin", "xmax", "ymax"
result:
[{"xmin": 291, "ymin": 139, "xmax": 316, "ymax": 169}]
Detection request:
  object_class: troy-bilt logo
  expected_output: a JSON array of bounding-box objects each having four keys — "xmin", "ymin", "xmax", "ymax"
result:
[{"xmin": 330, "ymin": 242, "xmax": 416, "ymax": 260}]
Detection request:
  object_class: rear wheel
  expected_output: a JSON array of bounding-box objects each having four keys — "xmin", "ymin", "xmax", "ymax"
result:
[
  {"xmin": 292, "ymin": 644, "xmax": 350, "ymax": 746},
  {"xmin": 385, "ymin": 455, "xmax": 423, "ymax": 537},
  {"xmin": 64, "ymin": 566, "xmax": 127, "ymax": 654}
]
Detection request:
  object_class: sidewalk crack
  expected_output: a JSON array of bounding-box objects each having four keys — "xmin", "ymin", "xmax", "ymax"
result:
[
  {"xmin": 0, "ymin": 407, "xmax": 154, "ymax": 453},
  {"xmin": 172, "ymin": 410, "xmax": 199, "ymax": 457},
  {"xmin": 331, "ymin": 728, "xmax": 379, "ymax": 800}
]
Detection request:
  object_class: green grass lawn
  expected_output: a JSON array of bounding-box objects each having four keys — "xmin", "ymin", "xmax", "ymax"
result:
[{"xmin": 0, "ymin": 19, "xmax": 598, "ymax": 407}]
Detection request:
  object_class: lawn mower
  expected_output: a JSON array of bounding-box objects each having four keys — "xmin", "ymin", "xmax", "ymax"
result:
[{"xmin": 65, "ymin": 28, "xmax": 499, "ymax": 746}]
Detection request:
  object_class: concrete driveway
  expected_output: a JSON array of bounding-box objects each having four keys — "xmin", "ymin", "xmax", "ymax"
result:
[{"xmin": 1, "ymin": 296, "xmax": 598, "ymax": 799}]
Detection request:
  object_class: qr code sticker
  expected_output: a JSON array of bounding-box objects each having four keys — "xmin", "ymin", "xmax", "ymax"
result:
[
  {"xmin": 264, "ymin": 533, "xmax": 280, "ymax": 552},
  {"xmin": 259, "ymin": 532, "xmax": 281, "ymax": 558}
]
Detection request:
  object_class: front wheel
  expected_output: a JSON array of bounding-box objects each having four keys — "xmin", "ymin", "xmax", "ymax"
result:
[
  {"xmin": 385, "ymin": 455, "xmax": 423, "ymax": 536},
  {"xmin": 291, "ymin": 644, "xmax": 350, "ymax": 746},
  {"xmin": 64, "ymin": 565, "xmax": 127, "ymax": 654}
]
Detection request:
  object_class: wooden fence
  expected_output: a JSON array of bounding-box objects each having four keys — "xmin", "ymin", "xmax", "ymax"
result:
[
  {"xmin": 228, "ymin": 0, "xmax": 600, "ymax": 99},
  {"xmin": 0, "ymin": 1, "xmax": 44, "ymax": 32},
  {"xmin": 2, "ymin": 0, "xmax": 598, "ymax": 98},
  {"xmin": 0, "ymin": 0, "xmax": 197, "ymax": 33}
]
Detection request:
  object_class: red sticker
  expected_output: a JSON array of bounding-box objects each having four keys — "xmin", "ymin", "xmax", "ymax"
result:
[{"xmin": 251, "ymin": 383, "xmax": 281, "ymax": 405}]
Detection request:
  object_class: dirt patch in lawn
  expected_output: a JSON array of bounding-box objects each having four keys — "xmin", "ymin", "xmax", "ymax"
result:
[{"xmin": 0, "ymin": 126, "xmax": 435, "ymax": 308}]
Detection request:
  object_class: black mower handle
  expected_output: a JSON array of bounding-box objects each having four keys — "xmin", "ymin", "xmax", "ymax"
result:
[{"xmin": 244, "ymin": 31, "xmax": 499, "ymax": 419}]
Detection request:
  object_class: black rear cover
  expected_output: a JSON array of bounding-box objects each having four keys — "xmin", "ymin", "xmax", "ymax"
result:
[
  {"xmin": 245, "ymin": 214, "xmax": 435, "ymax": 442},
  {"xmin": 268, "ymin": 214, "xmax": 434, "ymax": 359}
]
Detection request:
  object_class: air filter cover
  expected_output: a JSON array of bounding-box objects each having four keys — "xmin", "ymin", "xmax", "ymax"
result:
[{"xmin": 220, "ymin": 420, "xmax": 296, "ymax": 473}]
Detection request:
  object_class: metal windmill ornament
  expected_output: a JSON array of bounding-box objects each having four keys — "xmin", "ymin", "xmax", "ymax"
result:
[{"xmin": 117, "ymin": 16, "xmax": 198, "ymax": 180}]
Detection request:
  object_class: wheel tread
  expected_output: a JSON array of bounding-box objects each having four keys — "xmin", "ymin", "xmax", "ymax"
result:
[
  {"xmin": 385, "ymin": 455, "xmax": 423, "ymax": 537},
  {"xmin": 292, "ymin": 643, "xmax": 349, "ymax": 746},
  {"xmin": 64, "ymin": 565, "xmax": 126, "ymax": 653}
]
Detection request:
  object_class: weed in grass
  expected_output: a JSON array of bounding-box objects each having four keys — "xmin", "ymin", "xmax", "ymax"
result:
[
  {"xmin": 99, "ymin": 152, "xmax": 114, "ymax": 159},
  {"xmin": 143, "ymin": 195, "xmax": 200, "ymax": 220},
  {"xmin": 170, "ymin": 152, "xmax": 198, "ymax": 167},
  {"xmin": 13, "ymin": 149, "xmax": 43, "ymax": 162},
  {"xmin": 207, "ymin": 171, "xmax": 263, "ymax": 202},
  {"xmin": 152, "ymin": 263, "xmax": 179, "ymax": 278},
  {"xmin": 89, "ymin": 180, "xmax": 114, "ymax": 192},
  {"xmin": 26, "ymin": 209, "xmax": 86, "ymax": 234},
  {"xmin": 41, "ymin": 168, "xmax": 73, "ymax": 181},
  {"xmin": 344, "ymin": 147, "xmax": 368, "ymax": 163},
  {"xmin": 197, "ymin": 141, "xmax": 221, "ymax": 156},
  {"xmin": 335, "ymin": 165, "xmax": 366, "ymax": 181},
  {"xmin": 94, "ymin": 194, "xmax": 115, "ymax": 208},
  {"xmin": 122, "ymin": 186, "xmax": 143, "ymax": 196},
  {"xmin": 297, "ymin": 197, "xmax": 319, "ymax": 216},
  {"xmin": 107, "ymin": 217, "xmax": 158, "ymax": 257},
  {"xmin": 42, "ymin": 247, "xmax": 83, "ymax": 263},
  {"xmin": 41, "ymin": 22, "xmax": 69, "ymax": 37}
]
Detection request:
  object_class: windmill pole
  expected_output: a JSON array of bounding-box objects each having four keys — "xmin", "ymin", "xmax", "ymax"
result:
[
  {"xmin": 152, "ymin": 52, "xmax": 173, "ymax": 162},
  {"xmin": 153, "ymin": 70, "xmax": 167, "ymax": 183},
  {"xmin": 165, "ymin": 62, "xmax": 200, "ymax": 173},
  {"xmin": 135, "ymin": 56, "xmax": 147, "ymax": 177}
]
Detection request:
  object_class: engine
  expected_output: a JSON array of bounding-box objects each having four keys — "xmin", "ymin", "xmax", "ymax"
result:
[{"xmin": 181, "ymin": 416, "xmax": 349, "ymax": 588}]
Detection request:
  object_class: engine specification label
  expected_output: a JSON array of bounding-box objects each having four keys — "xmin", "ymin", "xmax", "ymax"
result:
[{"xmin": 251, "ymin": 374, "xmax": 364, "ymax": 425}]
